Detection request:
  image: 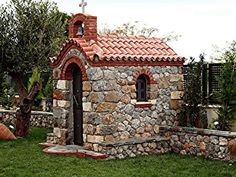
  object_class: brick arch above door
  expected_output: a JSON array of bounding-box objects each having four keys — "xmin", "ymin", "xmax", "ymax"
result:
[{"xmin": 60, "ymin": 56, "xmax": 88, "ymax": 81}]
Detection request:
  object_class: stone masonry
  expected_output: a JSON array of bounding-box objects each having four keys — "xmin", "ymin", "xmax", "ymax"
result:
[
  {"xmin": 51, "ymin": 64, "xmax": 184, "ymax": 148},
  {"xmin": 0, "ymin": 110, "xmax": 54, "ymax": 128},
  {"xmin": 160, "ymin": 126, "xmax": 236, "ymax": 161}
]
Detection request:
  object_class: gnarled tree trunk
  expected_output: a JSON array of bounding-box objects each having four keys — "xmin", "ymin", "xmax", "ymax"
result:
[
  {"xmin": 15, "ymin": 98, "xmax": 33, "ymax": 137},
  {"xmin": 11, "ymin": 73, "xmax": 40, "ymax": 137},
  {"xmin": 15, "ymin": 82, "xmax": 40, "ymax": 137}
]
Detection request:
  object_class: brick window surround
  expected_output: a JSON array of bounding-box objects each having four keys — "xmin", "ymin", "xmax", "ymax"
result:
[{"xmin": 133, "ymin": 69, "xmax": 156, "ymax": 108}]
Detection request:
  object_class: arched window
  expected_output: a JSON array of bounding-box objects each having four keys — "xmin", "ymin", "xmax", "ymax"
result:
[{"xmin": 136, "ymin": 74, "xmax": 149, "ymax": 101}]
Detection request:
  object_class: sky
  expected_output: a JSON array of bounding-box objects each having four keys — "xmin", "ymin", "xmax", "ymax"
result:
[{"xmin": 2, "ymin": 0, "xmax": 236, "ymax": 61}]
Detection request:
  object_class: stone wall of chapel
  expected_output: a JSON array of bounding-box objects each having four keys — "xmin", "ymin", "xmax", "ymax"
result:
[
  {"xmin": 83, "ymin": 66, "xmax": 183, "ymax": 146},
  {"xmin": 52, "ymin": 61, "xmax": 184, "ymax": 145}
]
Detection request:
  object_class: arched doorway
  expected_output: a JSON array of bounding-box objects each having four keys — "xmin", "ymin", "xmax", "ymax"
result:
[
  {"xmin": 60, "ymin": 57, "xmax": 88, "ymax": 145},
  {"xmin": 72, "ymin": 65, "xmax": 83, "ymax": 145}
]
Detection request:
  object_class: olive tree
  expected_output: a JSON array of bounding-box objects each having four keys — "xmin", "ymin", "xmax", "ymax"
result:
[{"xmin": 0, "ymin": 0, "xmax": 67, "ymax": 137}]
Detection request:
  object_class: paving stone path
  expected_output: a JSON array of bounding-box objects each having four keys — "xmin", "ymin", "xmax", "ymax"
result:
[{"xmin": 39, "ymin": 143, "xmax": 107, "ymax": 159}]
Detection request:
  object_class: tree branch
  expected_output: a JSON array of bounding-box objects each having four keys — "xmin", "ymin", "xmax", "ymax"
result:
[
  {"xmin": 9, "ymin": 72, "xmax": 28, "ymax": 99},
  {"xmin": 27, "ymin": 81, "xmax": 41, "ymax": 102},
  {"xmin": 19, "ymin": 81, "xmax": 40, "ymax": 114}
]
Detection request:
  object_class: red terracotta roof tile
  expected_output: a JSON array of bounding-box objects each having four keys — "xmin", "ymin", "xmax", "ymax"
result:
[
  {"xmin": 134, "ymin": 41, "xmax": 143, "ymax": 48},
  {"xmin": 113, "ymin": 47, "xmax": 122, "ymax": 54},
  {"xmin": 102, "ymin": 47, "xmax": 111, "ymax": 55},
  {"xmin": 119, "ymin": 47, "xmax": 128, "ymax": 55},
  {"xmin": 112, "ymin": 41, "xmax": 120, "ymax": 48},
  {"xmin": 97, "ymin": 41, "xmax": 104, "ymax": 47},
  {"xmin": 100, "ymin": 40, "xmax": 109, "ymax": 48},
  {"xmin": 52, "ymin": 34, "xmax": 185, "ymax": 66},
  {"xmin": 129, "ymin": 41, "xmax": 137, "ymax": 48}
]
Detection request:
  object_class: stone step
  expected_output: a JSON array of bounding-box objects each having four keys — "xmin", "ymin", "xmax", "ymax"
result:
[
  {"xmin": 41, "ymin": 145, "xmax": 107, "ymax": 159},
  {"xmin": 38, "ymin": 142, "xmax": 56, "ymax": 147}
]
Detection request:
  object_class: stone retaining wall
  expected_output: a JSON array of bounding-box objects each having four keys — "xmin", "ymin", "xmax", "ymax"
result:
[
  {"xmin": 0, "ymin": 110, "xmax": 54, "ymax": 128},
  {"xmin": 159, "ymin": 126, "xmax": 236, "ymax": 161},
  {"xmin": 96, "ymin": 136, "xmax": 170, "ymax": 159}
]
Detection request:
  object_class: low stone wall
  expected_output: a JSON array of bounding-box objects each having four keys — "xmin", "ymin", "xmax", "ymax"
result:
[
  {"xmin": 46, "ymin": 128, "xmax": 171, "ymax": 159},
  {"xmin": 95, "ymin": 136, "xmax": 170, "ymax": 159},
  {"xmin": 0, "ymin": 110, "xmax": 54, "ymax": 128},
  {"xmin": 159, "ymin": 126, "xmax": 236, "ymax": 161}
]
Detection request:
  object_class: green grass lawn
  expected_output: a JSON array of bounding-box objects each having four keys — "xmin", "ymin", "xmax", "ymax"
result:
[{"xmin": 0, "ymin": 128, "xmax": 235, "ymax": 177}]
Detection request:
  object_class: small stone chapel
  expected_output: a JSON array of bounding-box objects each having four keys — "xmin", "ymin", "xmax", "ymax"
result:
[{"xmin": 48, "ymin": 10, "xmax": 185, "ymax": 157}]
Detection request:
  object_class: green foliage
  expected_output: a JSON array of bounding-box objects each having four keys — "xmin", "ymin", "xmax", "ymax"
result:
[
  {"xmin": 28, "ymin": 68, "xmax": 41, "ymax": 91},
  {"xmin": 215, "ymin": 41, "xmax": 236, "ymax": 130},
  {"xmin": 0, "ymin": 128, "xmax": 235, "ymax": 177},
  {"xmin": 0, "ymin": 0, "xmax": 67, "ymax": 108},
  {"xmin": 178, "ymin": 55, "xmax": 207, "ymax": 128},
  {"xmin": 27, "ymin": 68, "xmax": 53, "ymax": 110},
  {"xmin": 0, "ymin": 0, "xmax": 67, "ymax": 74},
  {"xmin": 62, "ymin": 12, "xmax": 72, "ymax": 37},
  {"xmin": 0, "ymin": 74, "xmax": 16, "ymax": 109},
  {"xmin": 43, "ymin": 75, "xmax": 53, "ymax": 99},
  {"xmin": 0, "ymin": 70, "xmax": 4, "ymax": 94},
  {"xmin": 3, "ymin": 119, "xmax": 16, "ymax": 133},
  {"xmin": 27, "ymin": 67, "xmax": 43, "ymax": 108}
]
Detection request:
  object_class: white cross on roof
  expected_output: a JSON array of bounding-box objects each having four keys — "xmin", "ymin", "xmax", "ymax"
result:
[{"xmin": 79, "ymin": 0, "xmax": 87, "ymax": 13}]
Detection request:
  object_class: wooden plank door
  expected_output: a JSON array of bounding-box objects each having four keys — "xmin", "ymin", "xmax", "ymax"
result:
[{"xmin": 73, "ymin": 66, "xmax": 83, "ymax": 145}]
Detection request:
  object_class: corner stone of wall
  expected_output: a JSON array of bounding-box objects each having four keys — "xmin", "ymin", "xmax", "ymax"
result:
[
  {"xmin": 53, "ymin": 79, "xmax": 72, "ymax": 131},
  {"xmin": 47, "ymin": 128, "xmax": 68, "ymax": 145}
]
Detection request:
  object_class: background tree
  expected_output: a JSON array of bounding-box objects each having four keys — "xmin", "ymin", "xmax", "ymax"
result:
[
  {"xmin": 215, "ymin": 41, "xmax": 236, "ymax": 130},
  {"xmin": 0, "ymin": 70, "xmax": 4, "ymax": 98},
  {"xmin": 99, "ymin": 21, "xmax": 181, "ymax": 42},
  {"xmin": 178, "ymin": 55, "xmax": 207, "ymax": 128},
  {"xmin": 0, "ymin": 0, "xmax": 67, "ymax": 137}
]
